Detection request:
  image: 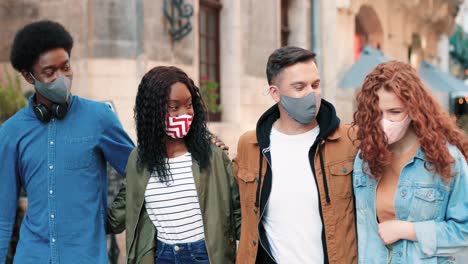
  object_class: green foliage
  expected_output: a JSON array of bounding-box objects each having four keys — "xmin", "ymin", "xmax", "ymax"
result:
[
  {"xmin": 450, "ymin": 25, "xmax": 468, "ymax": 69},
  {"xmin": 200, "ymin": 78, "xmax": 220, "ymax": 113},
  {"xmin": 0, "ymin": 70, "xmax": 27, "ymax": 125}
]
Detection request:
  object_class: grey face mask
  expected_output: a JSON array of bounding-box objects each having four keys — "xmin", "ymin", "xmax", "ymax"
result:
[
  {"xmin": 30, "ymin": 73, "xmax": 72, "ymax": 104},
  {"xmin": 280, "ymin": 91, "xmax": 318, "ymax": 124}
]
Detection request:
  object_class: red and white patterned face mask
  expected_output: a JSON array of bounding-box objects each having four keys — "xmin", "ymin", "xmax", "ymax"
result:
[{"xmin": 165, "ymin": 114, "xmax": 193, "ymax": 139}]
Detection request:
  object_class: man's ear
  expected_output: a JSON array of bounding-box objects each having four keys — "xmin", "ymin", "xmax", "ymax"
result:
[
  {"xmin": 21, "ymin": 71, "xmax": 35, "ymax": 85},
  {"xmin": 269, "ymin": 85, "xmax": 281, "ymax": 103}
]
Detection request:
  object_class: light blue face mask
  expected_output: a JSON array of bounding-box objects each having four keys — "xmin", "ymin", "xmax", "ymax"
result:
[
  {"xmin": 30, "ymin": 73, "xmax": 72, "ymax": 104},
  {"xmin": 280, "ymin": 91, "xmax": 318, "ymax": 124}
]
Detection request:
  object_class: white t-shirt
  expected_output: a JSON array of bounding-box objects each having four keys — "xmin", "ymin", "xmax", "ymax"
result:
[
  {"xmin": 144, "ymin": 152, "xmax": 205, "ymax": 243},
  {"xmin": 262, "ymin": 126, "xmax": 324, "ymax": 263}
]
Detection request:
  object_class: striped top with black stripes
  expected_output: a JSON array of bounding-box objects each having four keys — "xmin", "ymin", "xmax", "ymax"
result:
[{"xmin": 144, "ymin": 152, "xmax": 205, "ymax": 243}]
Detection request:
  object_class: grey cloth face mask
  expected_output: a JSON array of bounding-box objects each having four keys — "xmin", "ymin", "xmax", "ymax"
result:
[
  {"xmin": 30, "ymin": 73, "xmax": 72, "ymax": 104},
  {"xmin": 280, "ymin": 91, "xmax": 318, "ymax": 124}
]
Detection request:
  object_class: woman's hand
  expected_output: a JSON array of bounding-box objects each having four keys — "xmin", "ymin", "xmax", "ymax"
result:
[{"xmin": 378, "ymin": 220, "xmax": 417, "ymax": 245}]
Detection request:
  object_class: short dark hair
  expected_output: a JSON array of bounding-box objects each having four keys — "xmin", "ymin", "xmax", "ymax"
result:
[
  {"xmin": 10, "ymin": 20, "xmax": 74, "ymax": 72},
  {"xmin": 266, "ymin": 46, "xmax": 316, "ymax": 85}
]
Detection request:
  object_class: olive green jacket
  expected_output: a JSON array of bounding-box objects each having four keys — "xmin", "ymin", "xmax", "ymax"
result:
[{"xmin": 107, "ymin": 145, "xmax": 241, "ymax": 264}]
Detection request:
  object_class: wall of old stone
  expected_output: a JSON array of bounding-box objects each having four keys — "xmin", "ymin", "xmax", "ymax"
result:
[
  {"xmin": 0, "ymin": 0, "xmax": 202, "ymax": 143},
  {"xmin": 211, "ymin": 0, "xmax": 312, "ymax": 153},
  {"xmin": 0, "ymin": 0, "xmax": 459, "ymax": 153}
]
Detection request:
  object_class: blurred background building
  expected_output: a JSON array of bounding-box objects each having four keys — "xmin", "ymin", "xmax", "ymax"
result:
[
  {"xmin": 1, "ymin": 0, "xmax": 467, "ymax": 263},
  {"xmin": 0, "ymin": 0, "xmax": 465, "ymax": 155}
]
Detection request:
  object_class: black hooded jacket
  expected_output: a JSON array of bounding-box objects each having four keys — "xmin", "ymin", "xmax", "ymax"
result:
[{"xmin": 254, "ymin": 99, "xmax": 342, "ymax": 263}]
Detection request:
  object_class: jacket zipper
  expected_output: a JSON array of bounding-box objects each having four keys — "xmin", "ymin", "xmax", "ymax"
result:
[{"xmin": 257, "ymin": 148, "xmax": 277, "ymax": 263}]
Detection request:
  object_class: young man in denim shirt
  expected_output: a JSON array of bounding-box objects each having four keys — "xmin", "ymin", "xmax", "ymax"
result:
[{"xmin": 0, "ymin": 20, "xmax": 134, "ymax": 263}]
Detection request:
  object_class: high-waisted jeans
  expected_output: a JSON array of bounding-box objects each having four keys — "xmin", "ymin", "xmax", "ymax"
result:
[{"xmin": 155, "ymin": 239, "xmax": 209, "ymax": 264}]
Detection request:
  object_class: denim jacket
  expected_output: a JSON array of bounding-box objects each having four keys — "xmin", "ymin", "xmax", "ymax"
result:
[{"xmin": 353, "ymin": 144, "xmax": 468, "ymax": 264}]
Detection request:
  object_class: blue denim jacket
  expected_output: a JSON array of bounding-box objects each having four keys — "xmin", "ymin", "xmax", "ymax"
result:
[
  {"xmin": 0, "ymin": 96, "xmax": 134, "ymax": 263},
  {"xmin": 353, "ymin": 144, "xmax": 468, "ymax": 264}
]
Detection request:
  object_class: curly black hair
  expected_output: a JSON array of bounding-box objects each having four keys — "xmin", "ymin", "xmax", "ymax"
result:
[
  {"xmin": 135, "ymin": 66, "xmax": 212, "ymax": 182},
  {"xmin": 10, "ymin": 20, "xmax": 73, "ymax": 72}
]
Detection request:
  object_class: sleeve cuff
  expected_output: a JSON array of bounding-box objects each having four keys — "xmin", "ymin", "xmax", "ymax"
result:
[{"xmin": 414, "ymin": 220, "xmax": 437, "ymax": 256}]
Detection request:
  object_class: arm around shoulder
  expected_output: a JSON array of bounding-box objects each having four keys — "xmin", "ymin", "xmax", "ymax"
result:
[{"xmin": 98, "ymin": 104, "xmax": 134, "ymax": 176}]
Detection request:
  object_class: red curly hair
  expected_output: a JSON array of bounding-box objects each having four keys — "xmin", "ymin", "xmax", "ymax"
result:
[{"xmin": 352, "ymin": 60, "xmax": 468, "ymax": 181}]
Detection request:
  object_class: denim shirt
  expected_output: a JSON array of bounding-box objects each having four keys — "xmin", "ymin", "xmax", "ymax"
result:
[
  {"xmin": 0, "ymin": 96, "xmax": 134, "ymax": 263},
  {"xmin": 353, "ymin": 144, "xmax": 468, "ymax": 264}
]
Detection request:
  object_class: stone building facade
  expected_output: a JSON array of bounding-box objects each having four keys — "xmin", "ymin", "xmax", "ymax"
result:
[
  {"xmin": 330, "ymin": 0, "xmax": 459, "ymax": 119},
  {"xmin": 0, "ymin": 0, "xmax": 460, "ymax": 156}
]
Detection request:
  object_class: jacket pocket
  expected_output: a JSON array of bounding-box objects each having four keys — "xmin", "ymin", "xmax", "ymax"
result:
[
  {"xmin": 410, "ymin": 186, "xmax": 446, "ymax": 221},
  {"xmin": 237, "ymin": 168, "xmax": 258, "ymax": 203},
  {"xmin": 353, "ymin": 173, "xmax": 367, "ymax": 188},
  {"xmin": 329, "ymin": 159, "xmax": 354, "ymax": 199},
  {"xmin": 64, "ymin": 149, "xmax": 93, "ymax": 169},
  {"xmin": 237, "ymin": 168, "xmax": 257, "ymax": 182}
]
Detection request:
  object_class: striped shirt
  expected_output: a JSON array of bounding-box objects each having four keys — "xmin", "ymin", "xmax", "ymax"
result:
[{"xmin": 144, "ymin": 152, "xmax": 205, "ymax": 243}]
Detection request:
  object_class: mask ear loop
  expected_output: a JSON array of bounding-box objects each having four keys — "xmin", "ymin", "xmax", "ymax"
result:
[{"xmin": 29, "ymin": 72, "xmax": 38, "ymax": 82}]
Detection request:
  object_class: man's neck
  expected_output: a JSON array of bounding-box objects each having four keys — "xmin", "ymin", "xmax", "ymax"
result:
[
  {"xmin": 273, "ymin": 112, "xmax": 318, "ymax": 135},
  {"xmin": 34, "ymin": 91, "xmax": 52, "ymax": 108}
]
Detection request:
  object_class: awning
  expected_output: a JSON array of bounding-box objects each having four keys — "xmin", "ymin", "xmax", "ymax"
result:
[
  {"xmin": 339, "ymin": 45, "xmax": 389, "ymax": 89},
  {"xmin": 419, "ymin": 60, "xmax": 468, "ymax": 93}
]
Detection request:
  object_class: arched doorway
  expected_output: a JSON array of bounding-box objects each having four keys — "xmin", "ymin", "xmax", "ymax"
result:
[{"xmin": 354, "ymin": 5, "xmax": 384, "ymax": 60}]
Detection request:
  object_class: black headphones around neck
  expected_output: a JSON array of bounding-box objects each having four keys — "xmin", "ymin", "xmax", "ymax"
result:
[{"xmin": 33, "ymin": 97, "xmax": 69, "ymax": 123}]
